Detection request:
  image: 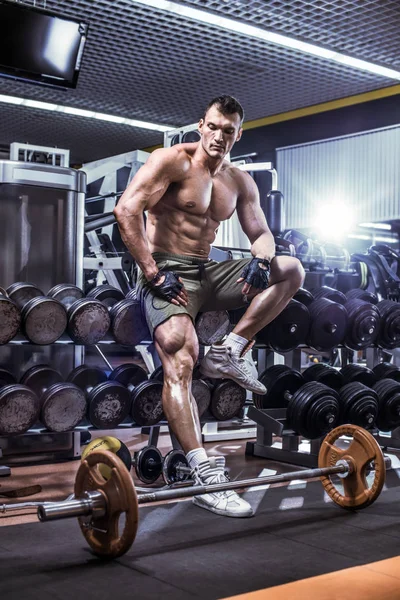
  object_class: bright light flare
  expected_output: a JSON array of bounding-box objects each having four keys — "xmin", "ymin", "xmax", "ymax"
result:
[{"xmin": 314, "ymin": 202, "xmax": 354, "ymax": 241}]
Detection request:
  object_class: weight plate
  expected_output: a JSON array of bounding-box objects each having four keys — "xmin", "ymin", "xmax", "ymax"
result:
[
  {"xmin": 195, "ymin": 311, "xmax": 231, "ymax": 346},
  {"xmin": 0, "ymin": 369, "xmax": 16, "ymax": 387},
  {"xmin": 88, "ymin": 381, "xmax": 131, "ymax": 429},
  {"xmin": 302, "ymin": 364, "xmax": 344, "ymax": 391},
  {"xmin": 134, "ymin": 445, "xmax": 163, "ymax": 484},
  {"xmin": 67, "ymin": 365, "xmax": 108, "ymax": 392},
  {"xmin": 372, "ymin": 362, "xmax": 400, "ymax": 382},
  {"xmin": 191, "ymin": 379, "xmax": 212, "ymax": 417},
  {"xmin": 344, "ymin": 299, "xmax": 380, "ymax": 350},
  {"xmin": 318, "ymin": 424, "xmax": 385, "ymax": 509},
  {"xmin": 20, "ymin": 364, "xmax": 64, "ymax": 397},
  {"xmin": 0, "ymin": 296, "xmax": 21, "ymax": 344},
  {"xmin": 345, "ymin": 289, "xmax": 378, "ymax": 304},
  {"xmin": 0, "ymin": 286, "xmax": 7, "ymax": 297},
  {"xmin": 109, "ymin": 363, "xmax": 148, "ymax": 388},
  {"xmin": 340, "ymin": 364, "xmax": 377, "ymax": 387},
  {"xmin": 6, "ymin": 282, "xmax": 43, "ymax": 308},
  {"xmin": 307, "ymin": 298, "xmax": 348, "ymax": 351},
  {"xmin": 293, "ymin": 288, "xmax": 314, "ymax": 307},
  {"xmin": 338, "ymin": 382, "xmax": 379, "ymax": 429},
  {"xmin": 312, "ymin": 286, "xmax": 346, "ymax": 305},
  {"xmin": 47, "ymin": 284, "xmax": 84, "ymax": 309},
  {"xmin": 0, "ymin": 385, "xmax": 40, "ymax": 435},
  {"xmin": 162, "ymin": 449, "xmax": 190, "ymax": 485},
  {"xmin": 149, "ymin": 365, "xmax": 164, "ymax": 382},
  {"xmin": 21, "ymin": 297, "xmax": 67, "ymax": 344},
  {"xmin": 376, "ymin": 300, "xmax": 400, "ymax": 349},
  {"xmin": 41, "ymin": 383, "xmax": 87, "ymax": 432},
  {"xmin": 373, "ymin": 378, "xmax": 400, "ymax": 431},
  {"xmin": 258, "ymin": 300, "xmax": 310, "ymax": 352},
  {"xmin": 67, "ymin": 299, "xmax": 111, "ymax": 345},
  {"xmin": 131, "ymin": 380, "xmax": 164, "ymax": 426},
  {"xmin": 287, "ymin": 381, "xmax": 340, "ymax": 439},
  {"xmin": 210, "ymin": 380, "xmax": 246, "ymax": 420},
  {"xmin": 87, "ymin": 285, "xmax": 125, "ymax": 307},
  {"xmin": 256, "ymin": 365, "xmax": 304, "ymax": 409},
  {"xmin": 110, "ymin": 298, "xmax": 150, "ymax": 346},
  {"xmin": 75, "ymin": 451, "xmax": 138, "ymax": 557}
]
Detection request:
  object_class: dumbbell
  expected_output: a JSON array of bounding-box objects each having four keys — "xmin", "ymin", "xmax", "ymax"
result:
[
  {"xmin": 194, "ymin": 310, "xmax": 231, "ymax": 346},
  {"xmin": 0, "ymin": 368, "xmax": 40, "ymax": 435},
  {"xmin": 304, "ymin": 363, "xmax": 380, "ymax": 430},
  {"xmin": 109, "ymin": 363, "xmax": 164, "ymax": 426},
  {"xmin": 346, "ymin": 290, "xmax": 400, "ymax": 349},
  {"xmin": 373, "ymin": 362, "xmax": 400, "ymax": 382},
  {"xmin": 257, "ymin": 299, "xmax": 310, "ymax": 352},
  {"xmin": 67, "ymin": 365, "xmax": 131, "ymax": 429},
  {"xmin": 254, "ymin": 365, "xmax": 340, "ymax": 439},
  {"xmin": 294, "ymin": 288, "xmax": 348, "ymax": 351},
  {"xmin": 312, "ymin": 286, "xmax": 381, "ymax": 350},
  {"xmin": 90, "ymin": 285, "xmax": 150, "ymax": 346},
  {"xmin": 6, "ymin": 282, "xmax": 67, "ymax": 344},
  {"xmin": 20, "ymin": 365, "xmax": 87, "ymax": 432},
  {"xmin": 132, "ymin": 446, "xmax": 192, "ymax": 485},
  {"xmin": 375, "ymin": 300, "xmax": 400, "ymax": 350},
  {"xmin": 149, "ymin": 366, "xmax": 212, "ymax": 418},
  {"xmin": 48, "ymin": 283, "xmax": 110, "ymax": 345},
  {"xmin": 0, "ymin": 289, "xmax": 21, "ymax": 344}
]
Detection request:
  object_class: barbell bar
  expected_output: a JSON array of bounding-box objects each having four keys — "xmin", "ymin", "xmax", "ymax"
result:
[{"xmin": 0, "ymin": 425, "xmax": 386, "ymax": 559}]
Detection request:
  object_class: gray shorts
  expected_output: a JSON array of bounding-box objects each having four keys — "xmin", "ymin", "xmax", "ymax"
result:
[{"xmin": 137, "ymin": 252, "xmax": 251, "ymax": 337}]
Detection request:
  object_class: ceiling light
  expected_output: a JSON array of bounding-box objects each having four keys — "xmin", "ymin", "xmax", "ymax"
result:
[
  {"xmin": 0, "ymin": 94, "xmax": 175, "ymax": 132},
  {"xmin": 132, "ymin": 0, "xmax": 400, "ymax": 80}
]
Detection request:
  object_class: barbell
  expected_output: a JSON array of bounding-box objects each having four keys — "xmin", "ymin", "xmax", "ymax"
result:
[{"xmin": 0, "ymin": 425, "xmax": 386, "ymax": 558}]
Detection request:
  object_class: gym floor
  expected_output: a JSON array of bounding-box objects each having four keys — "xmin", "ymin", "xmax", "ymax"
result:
[{"xmin": 1, "ymin": 430, "xmax": 400, "ymax": 599}]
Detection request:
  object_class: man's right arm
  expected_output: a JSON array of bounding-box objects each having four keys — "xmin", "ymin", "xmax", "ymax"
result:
[{"xmin": 114, "ymin": 147, "xmax": 188, "ymax": 281}]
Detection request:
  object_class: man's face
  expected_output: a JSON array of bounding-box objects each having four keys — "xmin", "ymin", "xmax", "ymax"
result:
[{"xmin": 198, "ymin": 105, "xmax": 243, "ymax": 160}]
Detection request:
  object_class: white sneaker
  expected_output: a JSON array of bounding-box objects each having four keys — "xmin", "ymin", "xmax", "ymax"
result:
[
  {"xmin": 191, "ymin": 457, "xmax": 254, "ymax": 518},
  {"xmin": 200, "ymin": 344, "xmax": 267, "ymax": 395}
]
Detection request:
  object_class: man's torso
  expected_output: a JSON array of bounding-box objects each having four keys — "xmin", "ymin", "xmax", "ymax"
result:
[{"xmin": 147, "ymin": 145, "xmax": 244, "ymax": 257}]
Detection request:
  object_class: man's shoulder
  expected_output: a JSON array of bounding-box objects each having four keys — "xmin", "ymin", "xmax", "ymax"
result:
[{"xmin": 150, "ymin": 144, "xmax": 192, "ymax": 173}]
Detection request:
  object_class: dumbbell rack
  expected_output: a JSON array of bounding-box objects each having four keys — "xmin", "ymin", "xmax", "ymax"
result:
[{"xmin": 245, "ymin": 405, "xmax": 323, "ymax": 468}]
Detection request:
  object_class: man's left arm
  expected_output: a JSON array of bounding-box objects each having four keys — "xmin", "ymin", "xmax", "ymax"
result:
[{"xmin": 235, "ymin": 172, "xmax": 275, "ymax": 261}]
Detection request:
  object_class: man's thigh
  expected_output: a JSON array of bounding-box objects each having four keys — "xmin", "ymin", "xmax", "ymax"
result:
[{"xmin": 201, "ymin": 258, "xmax": 251, "ymax": 312}]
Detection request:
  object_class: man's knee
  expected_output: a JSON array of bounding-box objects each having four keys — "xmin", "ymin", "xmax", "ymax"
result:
[{"xmin": 280, "ymin": 257, "xmax": 305, "ymax": 293}]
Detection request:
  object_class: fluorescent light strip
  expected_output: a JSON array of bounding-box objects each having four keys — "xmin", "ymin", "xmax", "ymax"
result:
[
  {"xmin": 359, "ymin": 222, "xmax": 392, "ymax": 230},
  {"xmin": 0, "ymin": 94, "xmax": 175, "ymax": 132},
  {"xmin": 132, "ymin": 0, "xmax": 400, "ymax": 80}
]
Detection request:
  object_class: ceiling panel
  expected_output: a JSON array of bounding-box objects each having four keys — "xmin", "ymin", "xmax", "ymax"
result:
[{"xmin": 0, "ymin": 0, "xmax": 398, "ymax": 164}]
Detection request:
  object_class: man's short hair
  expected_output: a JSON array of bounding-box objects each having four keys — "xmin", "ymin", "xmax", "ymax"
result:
[{"xmin": 203, "ymin": 95, "xmax": 244, "ymax": 124}]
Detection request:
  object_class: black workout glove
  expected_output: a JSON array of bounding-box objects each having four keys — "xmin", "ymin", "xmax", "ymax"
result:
[
  {"xmin": 240, "ymin": 258, "xmax": 271, "ymax": 290},
  {"xmin": 148, "ymin": 269, "xmax": 183, "ymax": 302}
]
